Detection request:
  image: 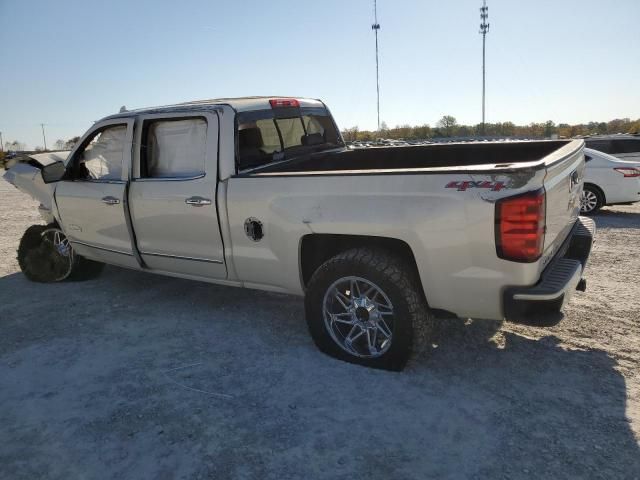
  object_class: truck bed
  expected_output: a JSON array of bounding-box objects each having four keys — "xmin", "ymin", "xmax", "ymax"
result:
[{"xmin": 251, "ymin": 140, "xmax": 571, "ymax": 175}]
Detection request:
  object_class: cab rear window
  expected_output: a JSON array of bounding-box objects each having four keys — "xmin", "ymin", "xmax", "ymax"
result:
[{"xmin": 237, "ymin": 107, "xmax": 342, "ymax": 171}]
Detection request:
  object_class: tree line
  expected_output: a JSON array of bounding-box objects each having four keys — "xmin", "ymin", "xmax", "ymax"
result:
[
  {"xmin": 342, "ymin": 116, "xmax": 640, "ymax": 142},
  {"xmin": 3, "ymin": 136, "xmax": 81, "ymax": 153},
  {"xmin": 3, "ymin": 116, "xmax": 639, "ymax": 153}
]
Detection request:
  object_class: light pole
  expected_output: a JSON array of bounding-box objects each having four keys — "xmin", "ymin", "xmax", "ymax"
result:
[
  {"xmin": 372, "ymin": 0, "xmax": 381, "ymax": 132},
  {"xmin": 480, "ymin": 0, "xmax": 490, "ymax": 136},
  {"xmin": 40, "ymin": 123, "xmax": 47, "ymax": 151},
  {"xmin": 0, "ymin": 131, "xmax": 3, "ymax": 152}
]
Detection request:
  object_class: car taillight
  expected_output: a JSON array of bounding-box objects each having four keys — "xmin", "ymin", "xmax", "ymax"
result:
[
  {"xmin": 269, "ymin": 98, "xmax": 300, "ymax": 108},
  {"xmin": 613, "ymin": 167, "xmax": 640, "ymax": 177},
  {"xmin": 495, "ymin": 189, "xmax": 546, "ymax": 263}
]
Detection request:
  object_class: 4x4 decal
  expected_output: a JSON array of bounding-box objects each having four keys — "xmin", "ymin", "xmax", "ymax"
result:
[{"xmin": 445, "ymin": 180, "xmax": 506, "ymax": 192}]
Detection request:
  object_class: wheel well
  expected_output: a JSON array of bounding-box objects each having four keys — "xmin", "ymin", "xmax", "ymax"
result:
[
  {"xmin": 300, "ymin": 234, "xmax": 424, "ymax": 293},
  {"xmin": 584, "ymin": 182, "xmax": 606, "ymax": 204}
]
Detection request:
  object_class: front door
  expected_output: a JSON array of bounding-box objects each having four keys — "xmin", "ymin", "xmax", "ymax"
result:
[
  {"xmin": 128, "ymin": 111, "xmax": 227, "ymax": 279},
  {"xmin": 55, "ymin": 119, "xmax": 138, "ymax": 269}
]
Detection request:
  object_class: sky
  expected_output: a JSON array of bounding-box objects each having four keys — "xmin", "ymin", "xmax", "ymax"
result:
[{"xmin": 0, "ymin": 0, "xmax": 639, "ymax": 149}]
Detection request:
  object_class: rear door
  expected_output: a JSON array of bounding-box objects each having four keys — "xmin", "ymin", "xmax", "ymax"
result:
[
  {"xmin": 55, "ymin": 118, "xmax": 138, "ymax": 268},
  {"xmin": 128, "ymin": 111, "xmax": 227, "ymax": 279}
]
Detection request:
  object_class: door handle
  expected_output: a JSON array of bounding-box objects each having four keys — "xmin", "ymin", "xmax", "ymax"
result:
[
  {"xmin": 185, "ymin": 196, "xmax": 212, "ymax": 207},
  {"xmin": 101, "ymin": 196, "xmax": 120, "ymax": 205}
]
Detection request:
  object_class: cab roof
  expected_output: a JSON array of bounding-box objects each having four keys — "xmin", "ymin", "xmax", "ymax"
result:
[{"xmin": 103, "ymin": 96, "xmax": 325, "ymax": 121}]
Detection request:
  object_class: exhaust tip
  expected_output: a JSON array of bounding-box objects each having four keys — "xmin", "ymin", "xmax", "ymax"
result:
[{"xmin": 576, "ymin": 278, "xmax": 587, "ymax": 292}]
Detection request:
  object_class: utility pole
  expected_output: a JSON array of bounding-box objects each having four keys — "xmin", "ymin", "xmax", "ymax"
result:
[
  {"xmin": 0, "ymin": 131, "xmax": 3, "ymax": 152},
  {"xmin": 40, "ymin": 123, "xmax": 47, "ymax": 151},
  {"xmin": 372, "ymin": 0, "xmax": 381, "ymax": 132},
  {"xmin": 480, "ymin": 0, "xmax": 490, "ymax": 136}
]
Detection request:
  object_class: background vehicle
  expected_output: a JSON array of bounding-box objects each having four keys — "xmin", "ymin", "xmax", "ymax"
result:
[
  {"xmin": 1, "ymin": 151, "xmax": 21, "ymax": 170},
  {"xmin": 3, "ymin": 97, "xmax": 594, "ymax": 370},
  {"xmin": 585, "ymin": 135, "xmax": 640, "ymax": 162},
  {"xmin": 581, "ymin": 147, "xmax": 640, "ymax": 214}
]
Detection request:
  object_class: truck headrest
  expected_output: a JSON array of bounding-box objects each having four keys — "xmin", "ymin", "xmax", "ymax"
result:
[
  {"xmin": 239, "ymin": 128, "xmax": 263, "ymax": 149},
  {"xmin": 301, "ymin": 133, "xmax": 324, "ymax": 146}
]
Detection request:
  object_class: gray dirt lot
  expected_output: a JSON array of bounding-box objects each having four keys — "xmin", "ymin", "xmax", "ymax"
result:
[{"xmin": 1, "ymin": 179, "xmax": 639, "ymax": 480}]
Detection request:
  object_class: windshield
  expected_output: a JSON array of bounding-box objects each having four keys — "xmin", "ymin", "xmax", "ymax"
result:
[{"xmin": 237, "ymin": 107, "xmax": 343, "ymax": 171}]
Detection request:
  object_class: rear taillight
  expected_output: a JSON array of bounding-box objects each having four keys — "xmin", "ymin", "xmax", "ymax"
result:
[
  {"xmin": 613, "ymin": 167, "xmax": 640, "ymax": 177},
  {"xmin": 269, "ymin": 98, "xmax": 300, "ymax": 108},
  {"xmin": 495, "ymin": 189, "xmax": 546, "ymax": 263}
]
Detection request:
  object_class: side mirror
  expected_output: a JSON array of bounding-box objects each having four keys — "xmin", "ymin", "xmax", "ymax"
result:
[{"xmin": 41, "ymin": 161, "xmax": 66, "ymax": 183}]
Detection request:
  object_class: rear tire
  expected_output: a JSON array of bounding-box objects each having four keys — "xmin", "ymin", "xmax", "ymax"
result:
[
  {"xmin": 17, "ymin": 225, "xmax": 104, "ymax": 283},
  {"xmin": 305, "ymin": 247, "xmax": 433, "ymax": 371},
  {"xmin": 580, "ymin": 185, "xmax": 604, "ymax": 215}
]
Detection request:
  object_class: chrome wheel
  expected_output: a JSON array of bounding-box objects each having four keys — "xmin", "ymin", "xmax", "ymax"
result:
[
  {"xmin": 580, "ymin": 189, "xmax": 598, "ymax": 213},
  {"xmin": 322, "ymin": 276, "xmax": 394, "ymax": 358},
  {"xmin": 41, "ymin": 228, "xmax": 74, "ymax": 281}
]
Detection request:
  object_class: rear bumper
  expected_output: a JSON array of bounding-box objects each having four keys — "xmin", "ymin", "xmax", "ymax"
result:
[{"xmin": 503, "ymin": 216, "xmax": 596, "ymax": 321}]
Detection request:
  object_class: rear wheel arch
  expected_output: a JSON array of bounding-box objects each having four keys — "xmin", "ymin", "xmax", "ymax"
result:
[{"xmin": 299, "ymin": 234, "xmax": 426, "ymax": 301}]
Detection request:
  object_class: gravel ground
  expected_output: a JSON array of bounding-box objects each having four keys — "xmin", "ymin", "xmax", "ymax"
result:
[{"xmin": 1, "ymin": 179, "xmax": 639, "ymax": 479}]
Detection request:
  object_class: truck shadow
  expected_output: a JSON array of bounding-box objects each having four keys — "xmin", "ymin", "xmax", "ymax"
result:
[
  {"xmin": 592, "ymin": 208, "xmax": 640, "ymax": 230},
  {"xmin": 418, "ymin": 315, "xmax": 640, "ymax": 477},
  {"xmin": 0, "ymin": 268, "xmax": 638, "ymax": 479}
]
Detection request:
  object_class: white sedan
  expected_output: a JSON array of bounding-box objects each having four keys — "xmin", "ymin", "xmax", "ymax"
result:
[{"xmin": 581, "ymin": 148, "xmax": 640, "ymax": 214}]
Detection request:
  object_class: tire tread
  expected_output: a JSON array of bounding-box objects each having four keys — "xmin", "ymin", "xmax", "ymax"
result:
[{"xmin": 305, "ymin": 247, "xmax": 433, "ymax": 370}]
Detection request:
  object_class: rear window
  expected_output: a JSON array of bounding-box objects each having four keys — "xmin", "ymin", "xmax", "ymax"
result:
[
  {"xmin": 585, "ymin": 139, "xmax": 612, "ymax": 154},
  {"xmin": 611, "ymin": 139, "xmax": 640, "ymax": 154},
  {"xmin": 237, "ymin": 107, "xmax": 342, "ymax": 171}
]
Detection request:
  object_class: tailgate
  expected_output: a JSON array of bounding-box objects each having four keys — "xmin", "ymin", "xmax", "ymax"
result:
[{"xmin": 541, "ymin": 140, "xmax": 584, "ymax": 265}]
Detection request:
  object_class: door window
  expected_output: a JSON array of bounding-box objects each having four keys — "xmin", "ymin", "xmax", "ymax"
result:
[
  {"xmin": 141, "ymin": 118, "xmax": 207, "ymax": 178},
  {"xmin": 75, "ymin": 125, "xmax": 127, "ymax": 181}
]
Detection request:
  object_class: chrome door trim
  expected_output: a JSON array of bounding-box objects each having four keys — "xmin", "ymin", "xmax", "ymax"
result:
[
  {"xmin": 140, "ymin": 251, "xmax": 224, "ymax": 264},
  {"xmin": 70, "ymin": 240, "xmax": 134, "ymax": 256},
  {"xmin": 69, "ymin": 179, "xmax": 127, "ymax": 185},
  {"xmin": 133, "ymin": 173, "xmax": 206, "ymax": 182}
]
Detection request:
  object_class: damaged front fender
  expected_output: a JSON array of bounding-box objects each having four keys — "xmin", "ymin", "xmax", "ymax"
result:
[{"xmin": 3, "ymin": 151, "xmax": 69, "ymax": 217}]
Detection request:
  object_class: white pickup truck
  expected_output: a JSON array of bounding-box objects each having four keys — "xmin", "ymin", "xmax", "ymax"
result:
[{"xmin": 4, "ymin": 97, "xmax": 595, "ymax": 370}]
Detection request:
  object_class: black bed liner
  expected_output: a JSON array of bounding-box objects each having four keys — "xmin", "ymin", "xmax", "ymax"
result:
[{"xmin": 254, "ymin": 140, "xmax": 570, "ymax": 174}]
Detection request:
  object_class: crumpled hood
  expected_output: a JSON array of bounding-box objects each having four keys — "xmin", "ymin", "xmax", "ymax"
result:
[
  {"xmin": 27, "ymin": 151, "xmax": 71, "ymax": 167},
  {"xmin": 2, "ymin": 151, "xmax": 70, "ymax": 209}
]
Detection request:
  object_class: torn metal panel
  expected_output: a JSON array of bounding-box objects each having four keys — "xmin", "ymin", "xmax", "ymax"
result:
[{"xmin": 2, "ymin": 151, "xmax": 70, "ymax": 213}]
